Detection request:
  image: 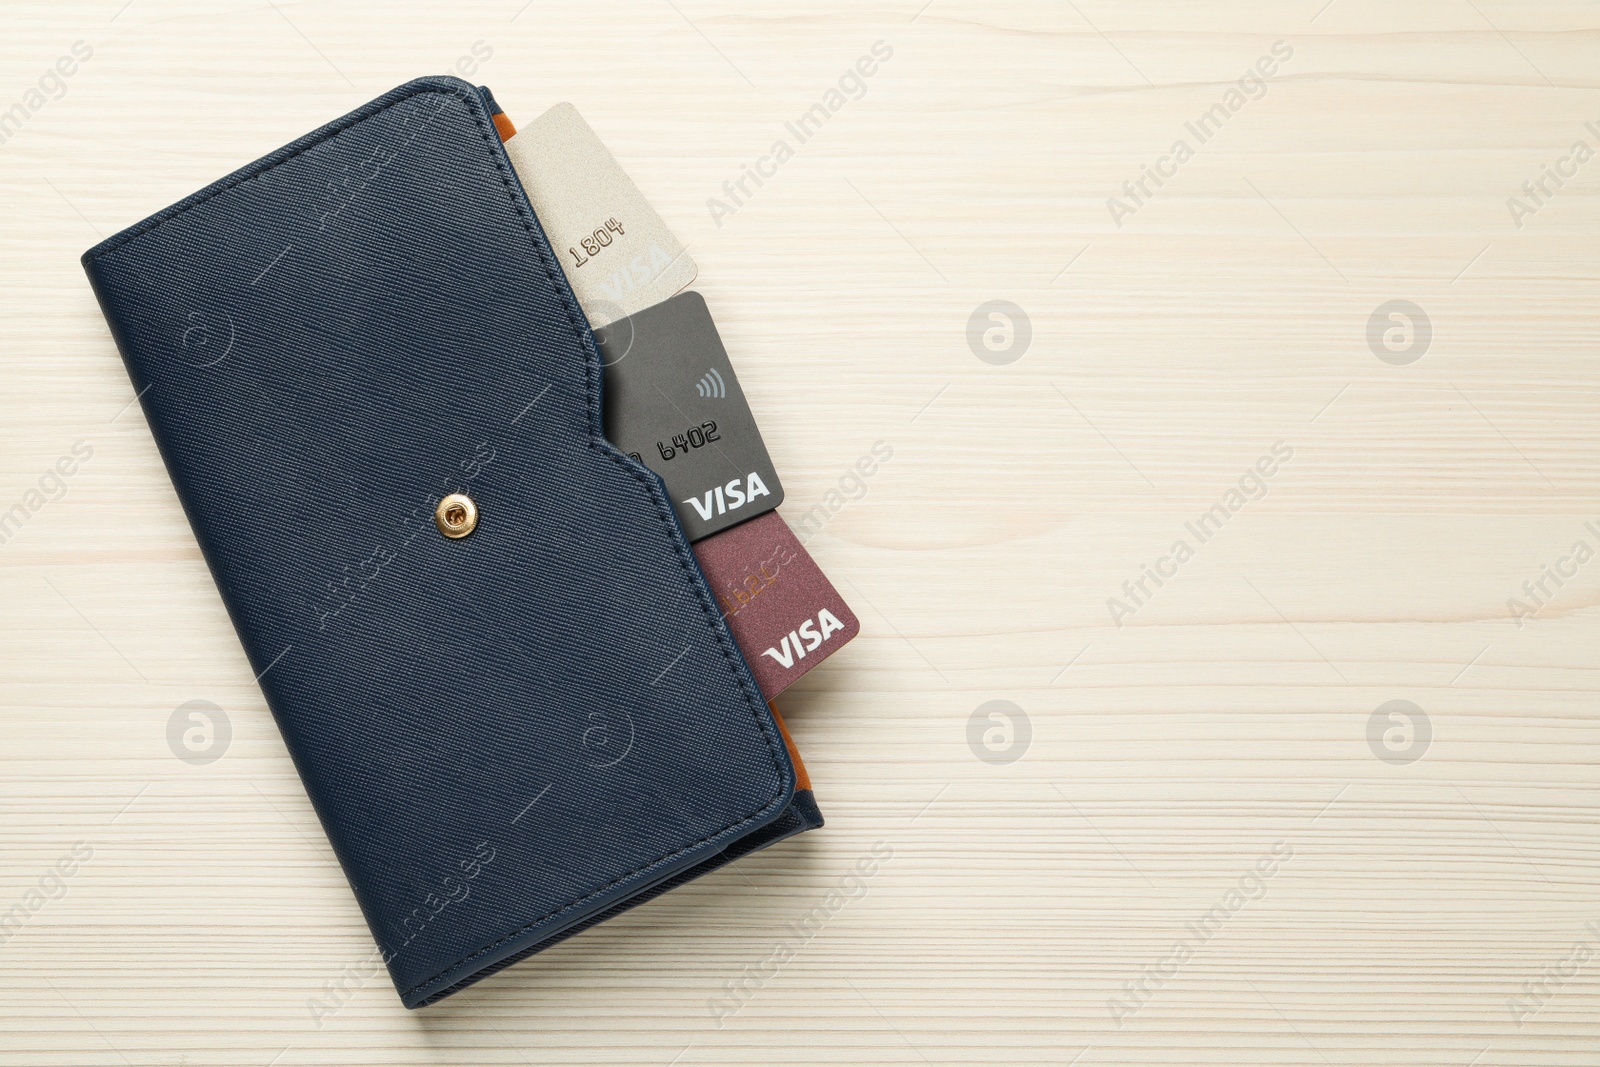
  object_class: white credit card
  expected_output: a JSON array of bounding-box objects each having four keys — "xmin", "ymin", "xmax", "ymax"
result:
[{"xmin": 504, "ymin": 103, "xmax": 696, "ymax": 328}]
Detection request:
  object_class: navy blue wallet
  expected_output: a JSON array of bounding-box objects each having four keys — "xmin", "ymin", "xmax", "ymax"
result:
[{"xmin": 81, "ymin": 76, "xmax": 822, "ymax": 1007}]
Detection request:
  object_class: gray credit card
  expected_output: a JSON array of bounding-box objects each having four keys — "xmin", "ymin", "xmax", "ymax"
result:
[
  {"xmin": 503, "ymin": 103, "xmax": 697, "ymax": 327},
  {"xmin": 597, "ymin": 292, "xmax": 783, "ymax": 541}
]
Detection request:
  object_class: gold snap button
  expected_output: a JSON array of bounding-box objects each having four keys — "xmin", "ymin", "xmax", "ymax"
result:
[{"xmin": 435, "ymin": 493, "xmax": 478, "ymax": 539}]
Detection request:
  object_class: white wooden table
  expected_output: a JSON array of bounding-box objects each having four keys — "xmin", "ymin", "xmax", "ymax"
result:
[{"xmin": 2, "ymin": 1, "xmax": 1596, "ymax": 1063}]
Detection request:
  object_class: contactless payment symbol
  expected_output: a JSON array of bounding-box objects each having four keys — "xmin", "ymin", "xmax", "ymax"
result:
[{"xmin": 696, "ymin": 368, "xmax": 726, "ymax": 399}]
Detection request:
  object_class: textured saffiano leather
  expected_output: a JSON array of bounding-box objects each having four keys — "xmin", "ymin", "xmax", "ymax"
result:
[{"xmin": 81, "ymin": 75, "xmax": 819, "ymax": 1007}]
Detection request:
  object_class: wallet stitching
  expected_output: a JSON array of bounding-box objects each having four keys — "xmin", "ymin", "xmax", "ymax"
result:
[{"xmin": 85, "ymin": 77, "xmax": 792, "ymax": 1002}]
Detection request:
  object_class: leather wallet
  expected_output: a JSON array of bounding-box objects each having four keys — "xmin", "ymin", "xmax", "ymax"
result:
[{"xmin": 81, "ymin": 75, "xmax": 822, "ymax": 1007}]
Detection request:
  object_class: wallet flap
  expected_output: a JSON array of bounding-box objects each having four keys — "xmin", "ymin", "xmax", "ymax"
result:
[{"xmin": 82, "ymin": 75, "xmax": 794, "ymax": 1006}]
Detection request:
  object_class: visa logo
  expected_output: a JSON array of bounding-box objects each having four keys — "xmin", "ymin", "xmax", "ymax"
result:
[
  {"xmin": 599, "ymin": 243, "xmax": 676, "ymax": 299},
  {"xmin": 760, "ymin": 610, "xmax": 846, "ymax": 670},
  {"xmin": 682, "ymin": 473, "xmax": 772, "ymax": 521}
]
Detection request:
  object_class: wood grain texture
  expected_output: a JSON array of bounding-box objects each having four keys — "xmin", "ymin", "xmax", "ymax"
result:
[{"xmin": 1, "ymin": 1, "xmax": 1597, "ymax": 1063}]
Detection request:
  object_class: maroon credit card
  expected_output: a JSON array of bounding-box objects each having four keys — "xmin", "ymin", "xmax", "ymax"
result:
[{"xmin": 691, "ymin": 510, "xmax": 859, "ymax": 698}]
